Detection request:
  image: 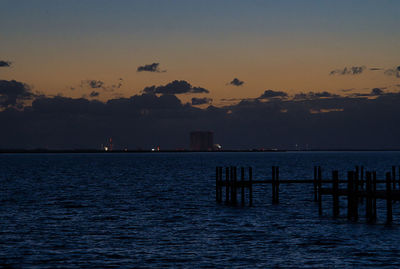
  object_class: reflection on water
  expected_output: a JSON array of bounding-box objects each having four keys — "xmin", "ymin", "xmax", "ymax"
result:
[{"xmin": 1, "ymin": 152, "xmax": 400, "ymax": 267}]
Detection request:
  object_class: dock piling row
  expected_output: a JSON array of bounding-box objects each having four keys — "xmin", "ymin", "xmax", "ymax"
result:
[{"xmin": 215, "ymin": 165, "xmax": 400, "ymax": 223}]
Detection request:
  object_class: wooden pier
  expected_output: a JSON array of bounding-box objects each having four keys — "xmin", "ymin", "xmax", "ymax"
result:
[{"xmin": 215, "ymin": 165, "xmax": 400, "ymax": 224}]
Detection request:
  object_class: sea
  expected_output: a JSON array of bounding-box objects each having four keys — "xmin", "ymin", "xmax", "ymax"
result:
[{"xmin": 1, "ymin": 152, "xmax": 400, "ymax": 268}]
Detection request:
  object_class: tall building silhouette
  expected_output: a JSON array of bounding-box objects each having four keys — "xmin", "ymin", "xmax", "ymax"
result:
[{"xmin": 190, "ymin": 131, "xmax": 213, "ymax": 151}]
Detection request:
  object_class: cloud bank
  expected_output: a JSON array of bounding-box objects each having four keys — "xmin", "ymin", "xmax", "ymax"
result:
[
  {"xmin": 143, "ymin": 80, "xmax": 209, "ymax": 95},
  {"xmin": 0, "ymin": 80, "xmax": 36, "ymax": 108},
  {"xmin": 192, "ymin": 97, "xmax": 212, "ymax": 105},
  {"xmin": 2, "ymin": 79, "xmax": 400, "ymax": 150}
]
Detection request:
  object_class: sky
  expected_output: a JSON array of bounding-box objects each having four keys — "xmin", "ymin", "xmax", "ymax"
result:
[
  {"xmin": 1, "ymin": 1, "xmax": 400, "ymax": 149},
  {"xmin": 1, "ymin": 0, "xmax": 400, "ymax": 102}
]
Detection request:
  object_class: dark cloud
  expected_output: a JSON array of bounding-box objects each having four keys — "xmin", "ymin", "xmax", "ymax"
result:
[
  {"xmin": 229, "ymin": 78, "xmax": 244, "ymax": 86},
  {"xmin": 258, "ymin": 90, "xmax": 288, "ymax": 99},
  {"xmin": 3, "ymin": 84, "xmax": 400, "ymax": 150},
  {"xmin": 384, "ymin": 66, "xmax": 400, "ymax": 78},
  {"xmin": 79, "ymin": 79, "xmax": 123, "ymax": 92},
  {"xmin": 341, "ymin": 88, "xmax": 355, "ymax": 92},
  {"xmin": 371, "ymin": 88, "xmax": 384, "ymax": 96},
  {"xmin": 220, "ymin": 98, "xmax": 243, "ymax": 102},
  {"xmin": 352, "ymin": 88, "xmax": 385, "ymax": 97},
  {"xmin": 90, "ymin": 91, "xmax": 100, "ymax": 97},
  {"xmin": 330, "ymin": 66, "xmax": 366, "ymax": 75},
  {"xmin": 82, "ymin": 80, "xmax": 104, "ymax": 89},
  {"xmin": 137, "ymin": 63, "xmax": 165, "ymax": 73},
  {"xmin": 294, "ymin": 91, "xmax": 339, "ymax": 100},
  {"xmin": 192, "ymin": 97, "xmax": 212, "ymax": 105},
  {"xmin": 0, "ymin": 60, "xmax": 12, "ymax": 67},
  {"xmin": 142, "ymin": 80, "xmax": 209, "ymax": 95},
  {"xmin": 0, "ymin": 80, "xmax": 35, "ymax": 108}
]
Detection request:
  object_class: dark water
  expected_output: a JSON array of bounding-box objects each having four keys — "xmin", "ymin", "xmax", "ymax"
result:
[{"xmin": 1, "ymin": 152, "xmax": 400, "ymax": 268}]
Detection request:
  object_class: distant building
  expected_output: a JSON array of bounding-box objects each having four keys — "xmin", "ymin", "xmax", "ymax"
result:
[{"xmin": 190, "ymin": 131, "xmax": 214, "ymax": 151}]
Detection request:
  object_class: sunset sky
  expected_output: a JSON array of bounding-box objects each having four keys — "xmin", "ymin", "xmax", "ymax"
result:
[
  {"xmin": 2, "ymin": 1, "xmax": 400, "ymax": 149},
  {"xmin": 2, "ymin": 0, "xmax": 400, "ymax": 106}
]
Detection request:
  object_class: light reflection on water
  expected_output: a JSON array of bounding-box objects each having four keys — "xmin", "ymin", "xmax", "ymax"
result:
[{"xmin": 1, "ymin": 152, "xmax": 400, "ymax": 268}]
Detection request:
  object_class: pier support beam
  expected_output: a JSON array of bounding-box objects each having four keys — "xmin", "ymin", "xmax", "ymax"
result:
[
  {"xmin": 386, "ymin": 172, "xmax": 393, "ymax": 224},
  {"xmin": 332, "ymin": 170, "xmax": 339, "ymax": 217},
  {"xmin": 249, "ymin": 167, "xmax": 253, "ymax": 206},
  {"xmin": 318, "ymin": 166, "xmax": 322, "ymax": 215}
]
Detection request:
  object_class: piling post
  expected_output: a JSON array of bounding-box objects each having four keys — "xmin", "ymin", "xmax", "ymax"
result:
[
  {"xmin": 249, "ymin": 167, "xmax": 253, "ymax": 206},
  {"xmin": 347, "ymin": 171, "xmax": 354, "ymax": 220},
  {"xmin": 332, "ymin": 170, "xmax": 339, "ymax": 217},
  {"xmin": 360, "ymin": 166, "xmax": 364, "ymax": 204},
  {"xmin": 219, "ymin": 166, "xmax": 223, "ymax": 202},
  {"xmin": 360, "ymin": 166, "xmax": 364, "ymax": 187},
  {"xmin": 318, "ymin": 166, "xmax": 322, "ymax": 215},
  {"xmin": 314, "ymin": 166, "xmax": 318, "ymax": 201},
  {"xmin": 232, "ymin": 167, "xmax": 237, "ymax": 205},
  {"xmin": 354, "ymin": 170, "xmax": 359, "ymax": 221},
  {"xmin": 355, "ymin": 166, "xmax": 359, "ymax": 183},
  {"xmin": 276, "ymin": 166, "xmax": 280, "ymax": 204},
  {"xmin": 372, "ymin": 171, "xmax": 377, "ymax": 221},
  {"xmin": 272, "ymin": 166, "xmax": 276, "ymax": 204},
  {"xmin": 225, "ymin": 167, "xmax": 230, "ymax": 204},
  {"xmin": 386, "ymin": 172, "xmax": 393, "ymax": 224},
  {"xmin": 366, "ymin": 171, "xmax": 372, "ymax": 222},
  {"xmin": 229, "ymin": 167, "xmax": 234, "ymax": 205},
  {"xmin": 241, "ymin": 167, "xmax": 245, "ymax": 206},
  {"xmin": 398, "ymin": 166, "xmax": 400, "ymax": 190},
  {"xmin": 392, "ymin": 166, "xmax": 396, "ymax": 204},
  {"xmin": 215, "ymin": 166, "xmax": 219, "ymax": 202}
]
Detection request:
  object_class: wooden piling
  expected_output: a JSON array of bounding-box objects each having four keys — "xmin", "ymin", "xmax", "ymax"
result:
[
  {"xmin": 332, "ymin": 170, "xmax": 339, "ymax": 217},
  {"xmin": 366, "ymin": 171, "xmax": 372, "ymax": 222},
  {"xmin": 241, "ymin": 167, "xmax": 245, "ymax": 206},
  {"xmin": 355, "ymin": 166, "xmax": 359, "ymax": 182},
  {"xmin": 232, "ymin": 167, "xmax": 237, "ymax": 205},
  {"xmin": 347, "ymin": 171, "xmax": 354, "ymax": 220},
  {"xmin": 225, "ymin": 167, "xmax": 230, "ymax": 204},
  {"xmin": 229, "ymin": 166, "xmax": 233, "ymax": 204},
  {"xmin": 372, "ymin": 171, "xmax": 377, "ymax": 221},
  {"xmin": 219, "ymin": 166, "xmax": 223, "ymax": 203},
  {"xmin": 314, "ymin": 166, "xmax": 318, "ymax": 201},
  {"xmin": 360, "ymin": 166, "xmax": 364, "ymax": 187},
  {"xmin": 216, "ymin": 167, "xmax": 220, "ymax": 202},
  {"xmin": 249, "ymin": 167, "xmax": 253, "ymax": 206},
  {"xmin": 360, "ymin": 166, "xmax": 364, "ymax": 204},
  {"xmin": 354, "ymin": 170, "xmax": 359, "ymax": 221},
  {"xmin": 276, "ymin": 166, "xmax": 280, "ymax": 204},
  {"xmin": 392, "ymin": 166, "xmax": 396, "ymax": 204},
  {"xmin": 398, "ymin": 166, "xmax": 400, "ymax": 190},
  {"xmin": 272, "ymin": 166, "xmax": 276, "ymax": 204},
  {"xmin": 386, "ymin": 172, "xmax": 393, "ymax": 223},
  {"xmin": 318, "ymin": 166, "xmax": 322, "ymax": 215}
]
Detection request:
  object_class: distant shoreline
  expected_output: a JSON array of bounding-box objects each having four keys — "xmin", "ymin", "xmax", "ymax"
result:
[{"xmin": 1, "ymin": 149, "xmax": 400, "ymax": 154}]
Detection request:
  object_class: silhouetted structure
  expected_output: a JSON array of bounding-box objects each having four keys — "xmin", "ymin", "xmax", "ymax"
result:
[
  {"xmin": 216, "ymin": 165, "xmax": 400, "ymax": 224},
  {"xmin": 190, "ymin": 131, "xmax": 213, "ymax": 151}
]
